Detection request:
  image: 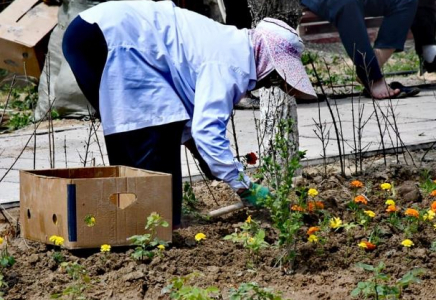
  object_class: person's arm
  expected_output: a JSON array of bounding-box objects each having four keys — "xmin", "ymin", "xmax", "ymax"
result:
[{"xmin": 191, "ymin": 62, "xmax": 251, "ymax": 191}]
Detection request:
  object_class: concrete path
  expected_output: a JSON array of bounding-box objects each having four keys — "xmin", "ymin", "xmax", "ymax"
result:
[{"xmin": 1, "ymin": 89, "xmax": 436, "ymax": 203}]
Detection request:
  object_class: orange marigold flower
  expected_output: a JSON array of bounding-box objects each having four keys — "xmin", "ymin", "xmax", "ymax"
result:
[
  {"xmin": 291, "ymin": 205, "xmax": 304, "ymax": 212},
  {"xmin": 431, "ymin": 190, "xmax": 436, "ymax": 197},
  {"xmin": 386, "ymin": 205, "xmax": 397, "ymax": 213},
  {"xmin": 404, "ymin": 208, "xmax": 419, "ymax": 218},
  {"xmin": 350, "ymin": 180, "xmax": 364, "ymax": 188},
  {"xmin": 307, "ymin": 202, "xmax": 315, "ymax": 212},
  {"xmin": 431, "ymin": 201, "xmax": 436, "ymax": 213},
  {"xmin": 307, "ymin": 226, "xmax": 320, "ymax": 235},
  {"xmin": 359, "ymin": 241, "xmax": 376, "ymax": 251},
  {"xmin": 354, "ymin": 195, "xmax": 367, "ymax": 205},
  {"xmin": 315, "ymin": 201, "xmax": 324, "ymax": 209}
]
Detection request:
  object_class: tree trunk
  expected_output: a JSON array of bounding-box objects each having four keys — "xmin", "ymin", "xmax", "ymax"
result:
[{"xmin": 247, "ymin": 0, "xmax": 302, "ymax": 170}]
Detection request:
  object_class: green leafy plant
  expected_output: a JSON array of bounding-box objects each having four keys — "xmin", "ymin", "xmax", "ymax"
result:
[
  {"xmin": 128, "ymin": 212, "xmax": 169, "ymax": 260},
  {"xmin": 351, "ymin": 262, "xmax": 425, "ymax": 299},
  {"xmin": 51, "ymin": 262, "xmax": 90, "ymax": 299},
  {"xmin": 7, "ymin": 111, "xmax": 32, "ymax": 130},
  {"xmin": 419, "ymin": 169, "xmax": 436, "ymax": 194},
  {"xmin": 223, "ymin": 216, "xmax": 269, "ymax": 266},
  {"xmin": 228, "ymin": 282, "xmax": 288, "ymax": 300},
  {"xmin": 256, "ymin": 119, "xmax": 305, "ymax": 268},
  {"xmin": 161, "ymin": 272, "xmax": 219, "ymax": 300},
  {"xmin": 182, "ymin": 182, "xmax": 203, "ymax": 219}
]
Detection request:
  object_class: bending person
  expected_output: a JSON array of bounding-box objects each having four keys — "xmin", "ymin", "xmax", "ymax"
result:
[{"xmin": 62, "ymin": 1, "xmax": 316, "ymax": 228}]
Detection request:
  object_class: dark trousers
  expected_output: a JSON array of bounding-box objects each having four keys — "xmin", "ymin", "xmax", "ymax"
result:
[
  {"xmin": 301, "ymin": 0, "xmax": 418, "ymax": 86},
  {"xmin": 411, "ymin": 0, "xmax": 436, "ymax": 55},
  {"xmin": 63, "ymin": 16, "xmax": 185, "ymax": 227}
]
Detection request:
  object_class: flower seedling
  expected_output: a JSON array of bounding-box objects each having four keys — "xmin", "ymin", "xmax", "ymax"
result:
[
  {"xmin": 161, "ymin": 272, "xmax": 219, "ymax": 300},
  {"xmin": 351, "ymin": 262, "xmax": 425, "ymax": 299},
  {"xmin": 84, "ymin": 215, "xmax": 96, "ymax": 227},
  {"xmin": 100, "ymin": 244, "xmax": 111, "ymax": 262},
  {"xmin": 228, "ymin": 282, "xmax": 289, "ymax": 300},
  {"xmin": 49, "ymin": 235, "xmax": 65, "ymax": 264},
  {"xmin": 127, "ymin": 212, "xmax": 169, "ymax": 261},
  {"xmin": 51, "ymin": 262, "xmax": 90, "ymax": 299},
  {"xmin": 223, "ymin": 216, "xmax": 269, "ymax": 266},
  {"xmin": 195, "ymin": 233, "xmax": 206, "ymax": 243}
]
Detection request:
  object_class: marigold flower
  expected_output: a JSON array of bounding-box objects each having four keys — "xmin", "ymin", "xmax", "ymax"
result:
[
  {"xmin": 329, "ymin": 217, "xmax": 342, "ymax": 229},
  {"xmin": 248, "ymin": 237, "xmax": 255, "ymax": 244},
  {"xmin": 354, "ymin": 195, "xmax": 368, "ymax": 205},
  {"xmin": 385, "ymin": 199, "xmax": 395, "ymax": 206},
  {"xmin": 431, "ymin": 201, "xmax": 436, "ymax": 212},
  {"xmin": 291, "ymin": 205, "xmax": 305, "ymax": 212},
  {"xmin": 380, "ymin": 183, "xmax": 392, "ymax": 190},
  {"xmin": 423, "ymin": 210, "xmax": 435, "ymax": 221},
  {"xmin": 404, "ymin": 208, "xmax": 419, "ymax": 218},
  {"xmin": 49, "ymin": 235, "xmax": 64, "ymax": 246},
  {"xmin": 100, "ymin": 244, "xmax": 111, "ymax": 252},
  {"xmin": 431, "ymin": 190, "xmax": 436, "ymax": 197},
  {"xmin": 307, "ymin": 226, "xmax": 320, "ymax": 235},
  {"xmin": 245, "ymin": 152, "xmax": 258, "ymax": 165},
  {"xmin": 0, "ymin": 237, "xmax": 3, "ymax": 245},
  {"xmin": 386, "ymin": 205, "xmax": 397, "ymax": 213},
  {"xmin": 195, "ymin": 233, "xmax": 206, "ymax": 242},
  {"xmin": 157, "ymin": 244, "xmax": 165, "ymax": 251},
  {"xmin": 358, "ymin": 241, "xmax": 376, "ymax": 251},
  {"xmin": 315, "ymin": 201, "xmax": 324, "ymax": 209},
  {"xmin": 308, "ymin": 235, "xmax": 318, "ymax": 243},
  {"xmin": 364, "ymin": 210, "xmax": 376, "ymax": 218},
  {"xmin": 307, "ymin": 202, "xmax": 315, "ymax": 212},
  {"xmin": 401, "ymin": 239, "xmax": 414, "ymax": 247},
  {"xmin": 245, "ymin": 215, "xmax": 251, "ymax": 223},
  {"xmin": 350, "ymin": 180, "xmax": 364, "ymax": 188},
  {"xmin": 308, "ymin": 188, "xmax": 319, "ymax": 197}
]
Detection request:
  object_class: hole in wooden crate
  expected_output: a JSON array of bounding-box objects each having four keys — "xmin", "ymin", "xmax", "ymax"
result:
[
  {"xmin": 109, "ymin": 193, "xmax": 137, "ymax": 209},
  {"xmin": 27, "ymin": 209, "xmax": 31, "ymax": 219},
  {"xmin": 52, "ymin": 214, "xmax": 58, "ymax": 225}
]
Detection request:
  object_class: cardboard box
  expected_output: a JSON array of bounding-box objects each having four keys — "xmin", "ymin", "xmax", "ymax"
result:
[
  {"xmin": 20, "ymin": 166, "xmax": 173, "ymax": 249},
  {"xmin": 0, "ymin": 0, "xmax": 59, "ymax": 78}
]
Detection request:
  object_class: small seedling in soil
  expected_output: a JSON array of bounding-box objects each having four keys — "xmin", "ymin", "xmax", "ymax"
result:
[
  {"xmin": 223, "ymin": 216, "xmax": 269, "ymax": 267},
  {"xmin": 51, "ymin": 262, "xmax": 91, "ymax": 300},
  {"xmin": 128, "ymin": 212, "xmax": 169, "ymax": 261},
  {"xmin": 0, "ymin": 237, "xmax": 15, "ymax": 300},
  {"xmin": 228, "ymin": 282, "xmax": 289, "ymax": 300},
  {"xmin": 182, "ymin": 182, "xmax": 205, "ymax": 220},
  {"xmin": 49, "ymin": 235, "xmax": 65, "ymax": 264},
  {"xmin": 351, "ymin": 262, "xmax": 425, "ymax": 299},
  {"xmin": 161, "ymin": 272, "xmax": 219, "ymax": 300}
]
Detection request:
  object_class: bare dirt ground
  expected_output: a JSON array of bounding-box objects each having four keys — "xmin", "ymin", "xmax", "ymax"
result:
[{"xmin": 2, "ymin": 149, "xmax": 436, "ymax": 299}]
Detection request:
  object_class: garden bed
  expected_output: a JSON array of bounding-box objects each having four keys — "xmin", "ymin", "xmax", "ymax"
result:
[{"xmin": 1, "ymin": 149, "xmax": 436, "ymax": 299}]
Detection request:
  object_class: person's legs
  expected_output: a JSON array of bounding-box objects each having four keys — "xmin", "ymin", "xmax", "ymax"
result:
[
  {"xmin": 62, "ymin": 15, "xmax": 108, "ymax": 113},
  {"xmin": 104, "ymin": 121, "xmax": 186, "ymax": 227}
]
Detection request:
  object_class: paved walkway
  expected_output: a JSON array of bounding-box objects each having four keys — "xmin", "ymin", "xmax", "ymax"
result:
[{"xmin": 1, "ymin": 89, "xmax": 436, "ymax": 203}]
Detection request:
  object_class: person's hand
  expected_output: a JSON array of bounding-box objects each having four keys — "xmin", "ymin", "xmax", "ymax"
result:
[{"xmin": 237, "ymin": 183, "xmax": 272, "ymax": 207}]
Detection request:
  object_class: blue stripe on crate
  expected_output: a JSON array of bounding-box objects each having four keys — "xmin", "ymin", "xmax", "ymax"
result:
[{"xmin": 67, "ymin": 184, "xmax": 77, "ymax": 242}]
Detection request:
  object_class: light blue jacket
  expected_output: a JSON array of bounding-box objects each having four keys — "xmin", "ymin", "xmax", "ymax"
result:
[{"xmin": 80, "ymin": 1, "xmax": 257, "ymax": 190}]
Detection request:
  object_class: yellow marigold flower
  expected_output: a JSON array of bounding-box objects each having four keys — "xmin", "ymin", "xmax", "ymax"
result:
[
  {"xmin": 385, "ymin": 199, "xmax": 395, "ymax": 206},
  {"xmin": 308, "ymin": 188, "xmax": 319, "ymax": 197},
  {"xmin": 307, "ymin": 226, "xmax": 320, "ymax": 235},
  {"xmin": 423, "ymin": 210, "xmax": 435, "ymax": 221},
  {"xmin": 0, "ymin": 237, "xmax": 3, "ymax": 245},
  {"xmin": 195, "ymin": 233, "xmax": 206, "ymax": 242},
  {"xmin": 354, "ymin": 195, "xmax": 368, "ymax": 205},
  {"xmin": 358, "ymin": 241, "xmax": 368, "ymax": 249},
  {"xmin": 364, "ymin": 210, "xmax": 376, "ymax": 218},
  {"xmin": 350, "ymin": 180, "xmax": 364, "ymax": 188},
  {"xmin": 245, "ymin": 215, "xmax": 251, "ymax": 223},
  {"xmin": 308, "ymin": 235, "xmax": 318, "ymax": 243},
  {"xmin": 401, "ymin": 239, "xmax": 414, "ymax": 247},
  {"xmin": 329, "ymin": 217, "xmax": 342, "ymax": 229},
  {"xmin": 380, "ymin": 183, "xmax": 392, "ymax": 190},
  {"xmin": 49, "ymin": 235, "xmax": 64, "ymax": 246},
  {"xmin": 157, "ymin": 244, "xmax": 165, "ymax": 251},
  {"xmin": 100, "ymin": 244, "xmax": 111, "ymax": 252},
  {"xmin": 405, "ymin": 208, "xmax": 419, "ymax": 218}
]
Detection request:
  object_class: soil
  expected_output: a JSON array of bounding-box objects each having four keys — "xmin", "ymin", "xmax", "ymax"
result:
[{"xmin": 1, "ymin": 150, "xmax": 436, "ymax": 299}]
